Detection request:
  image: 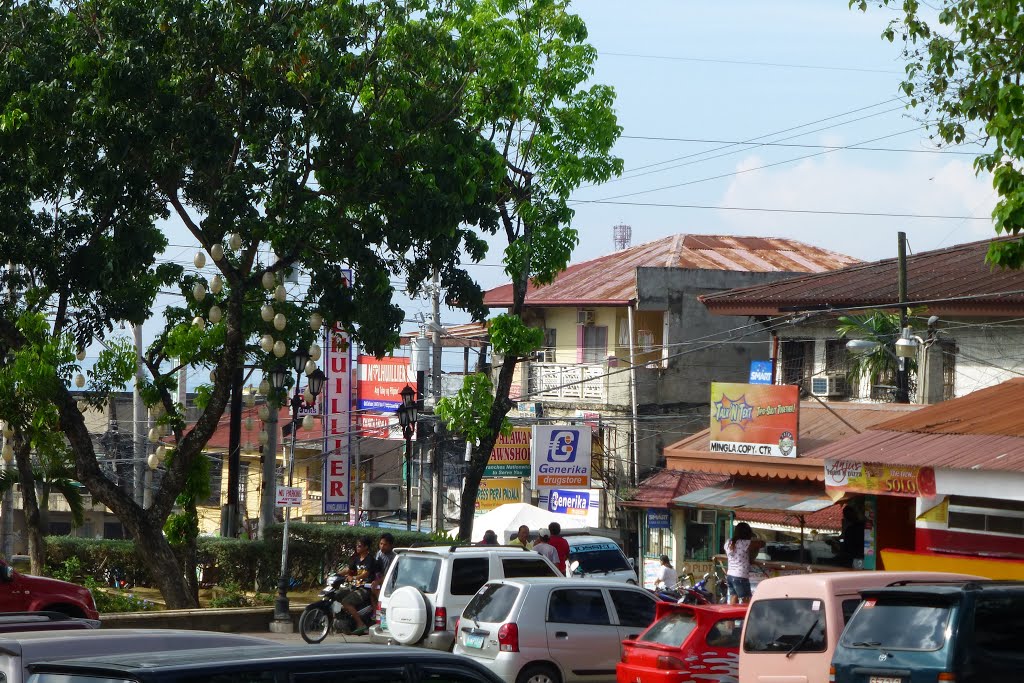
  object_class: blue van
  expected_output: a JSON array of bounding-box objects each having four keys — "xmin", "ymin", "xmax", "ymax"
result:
[{"xmin": 831, "ymin": 581, "xmax": 1024, "ymax": 683}]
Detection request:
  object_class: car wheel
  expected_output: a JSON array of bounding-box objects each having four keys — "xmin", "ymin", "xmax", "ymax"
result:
[
  {"xmin": 516, "ymin": 663, "xmax": 561, "ymax": 683},
  {"xmin": 299, "ymin": 606, "xmax": 331, "ymax": 644}
]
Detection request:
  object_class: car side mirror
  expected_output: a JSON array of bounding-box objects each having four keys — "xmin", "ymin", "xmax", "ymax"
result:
[
  {"xmin": 568, "ymin": 560, "xmax": 582, "ymax": 575},
  {"xmin": 627, "ymin": 557, "xmax": 635, "ymax": 568},
  {"xmin": 0, "ymin": 563, "xmax": 13, "ymax": 581}
]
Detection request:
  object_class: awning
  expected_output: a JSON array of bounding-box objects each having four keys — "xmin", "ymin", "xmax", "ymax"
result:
[
  {"xmin": 672, "ymin": 480, "xmax": 836, "ymax": 515},
  {"xmin": 619, "ymin": 470, "xmax": 728, "ymax": 509}
]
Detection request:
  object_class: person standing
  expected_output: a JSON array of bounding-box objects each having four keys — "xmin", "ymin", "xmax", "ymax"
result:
[
  {"xmin": 532, "ymin": 528, "xmax": 560, "ymax": 566},
  {"xmin": 547, "ymin": 522, "xmax": 570, "ymax": 575},
  {"xmin": 723, "ymin": 522, "xmax": 763, "ymax": 604},
  {"xmin": 476, "ymin": 530, "xmax": 499, "ymax": 546},
  {"xmin": 339, "ymin": 535, "xmax": 379, "ymax": 634},
  {"xmin": 654, "ymin": 555, "xmax": 678, "ymax": 592},
  {"xmin": 371, "ymin": 533, "xmax": 396, "ymax": 603},
  {"xmin": 508, "ymin": 525, "xmax": 533, "ymax": 549}
]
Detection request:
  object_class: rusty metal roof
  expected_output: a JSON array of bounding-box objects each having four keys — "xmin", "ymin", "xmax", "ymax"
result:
[
  {"xmin": 737, "ymin": 505, "xmax": 843, "ymax": 532},
  {"xmin": 400, "ymin": 322, "xmax": 488, "ymax": 348},
  {"xmin": 664, "ymin": 401, "xmax": 922, "ymax": 481},
  {"xmin": 484, "ymin": 234, "xmax": 860, "ymax": 307},
  {"xmin": 701, "ymin": 236, "xmax": 1024, "ymax": 317},
  {"xmin": 199, "ymin": 405, "xmax": 321, "ymax": 450},
  {"xmin": 620, "ymin": 469, "xmax": 728, "ymax": 508},
  {"xmin": 811, "ymin": 379, "xmax": 1024, "ymax": 472}
]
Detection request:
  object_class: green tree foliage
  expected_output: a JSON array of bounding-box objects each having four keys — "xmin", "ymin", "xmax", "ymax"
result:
[
  {"xmin": 438, "ymin": 0, "xmax": 621, "ymax": 540},
  {"xmin": 853, "ymin": 0, "xmax": 1024, "ymax": 266},
  {"xmin": 0, "ymin": 0, "xmax": 504, "ymax": 607},
  {"xmin": 836, "ymin": 312, "xmax": 916, "ymax": 396}
]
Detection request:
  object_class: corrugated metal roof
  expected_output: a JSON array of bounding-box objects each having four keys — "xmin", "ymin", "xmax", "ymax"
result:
[
  {"xmin": 701, "ymin": 236, "xmax": 1024, "ymax": 317},
  {"xmin": 484, "ymin": 234, "xmax": 860, "ymax": 307},
  {"xmin": 673, "ymin": 479, "xmax": 835, "ymax": 513},
  {"xmin": 811, "ymin": 379, "xmax": 1024, "ymax": 472},
  {"xmin": 620, "ymin": 469, "xmax": 728, "ymax": 508},
  {"xmin": 738, "ymin": 505, "xmax": 843, "ymax": 532},
  {"xmin": 198, "ymin": 405, "xmax": 322, "ymax": 450},
  {"xmin": 401, "ymin": 322, "xmax": 488, "ymax": 348}
]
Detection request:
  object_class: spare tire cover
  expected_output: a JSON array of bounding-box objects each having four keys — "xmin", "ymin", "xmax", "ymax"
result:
[{"xmin": 388, "ymin": 586, "xmax": 430, "ymax": 645}]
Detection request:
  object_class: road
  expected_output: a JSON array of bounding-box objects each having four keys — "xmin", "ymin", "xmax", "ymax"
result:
[{"xmin": 241, "ymin": 629, "xmax": 372, "ymax": 645}]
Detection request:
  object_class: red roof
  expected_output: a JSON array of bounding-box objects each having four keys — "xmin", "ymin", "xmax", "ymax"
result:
[
  {"xmin": 701, "ymin": 236, "xmax": 1024, "ymax": 317},
  {"xmin": 620, "ymin": 469, "xmax": 729, "ymax": 508},
  {"xmin": 484, "ymin": 234, "xmax": 859, "ymax": 307},
  {"xmin": 194, "ymin": 405, "xmax": 323, "ymax": 450},
  {"xmin": 811, "ymin": 378, "xmax": 1024, "ymax": 472},
  {"xmin": 737, "ymin": 504, "xmax": 843, "ymax": 532}
]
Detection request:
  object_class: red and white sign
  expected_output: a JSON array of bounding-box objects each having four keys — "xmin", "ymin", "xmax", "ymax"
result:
[
  {"xmin": 357, "ymin": 355, "xmax": 412, "ymax": 411},
  {"xmin": 356, "ymin": 413, "xmax": 403, "ymax": 440},
  {"xmin": 323, "ymin": 287, "xmax": 353, "ymax": 516},
  {"xmin": 276, "ymin": 486, "xmax": 303, "ymax": 507}
]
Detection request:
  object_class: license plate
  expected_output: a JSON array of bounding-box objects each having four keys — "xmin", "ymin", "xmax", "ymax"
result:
[
  {"xmin": 869, "ymin": 677, "xmax": 902, "ymax": 683},
  {"xmin": 465, "ymin": 633, "xmax": 485, "ymax": 649},
  {"xmin": 380, "ymin": 614, "xmax": 388, "ymax": 630}
]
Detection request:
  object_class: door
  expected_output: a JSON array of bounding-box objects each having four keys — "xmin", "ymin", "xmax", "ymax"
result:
[
  {"xmin": 546, "ymin": 587, "xmax": 621, "ymax": 683},
  {"xmin": 608, "ymin": 588, "xmax": 658, "ymax": 656},
  {"xmin": 0, "ymin": 562, "xmax": 25, "ymax": 612}
]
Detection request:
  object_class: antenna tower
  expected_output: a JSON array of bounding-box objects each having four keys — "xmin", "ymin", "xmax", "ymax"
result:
[{"xmin": 613, "ymin": 224, "xmax": 632, "ymax": 251}]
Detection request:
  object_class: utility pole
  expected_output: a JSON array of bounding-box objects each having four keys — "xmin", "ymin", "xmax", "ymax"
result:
[
  {"xmin": 133, "ymin": 324, "xmax": 148, "ymax": 508},
  {"xmin": 222, "ymin": 366, "xmax": 244, "ymax": 537},
  {"xmin": 431, "ymin": 270, "xmax": 444, "ymax": 533},
  {"xmin": 896, "ymin": 231, "xmax": 910, "ymax": 404}
]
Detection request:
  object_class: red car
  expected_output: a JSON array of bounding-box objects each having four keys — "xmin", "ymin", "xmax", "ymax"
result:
[
  {"xmin": 617, "ymin": 601, "xmax": 748, "ymax": 683},
  {"xmin": 0, "ymin": 559, "xmax": 99, "ymax": 620}
]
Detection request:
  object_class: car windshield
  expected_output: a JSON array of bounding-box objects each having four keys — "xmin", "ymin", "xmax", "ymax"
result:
[
  {"xmin": 463, "ymin": 583, "xmax": 520, "ymax": 623},
  {"xmin": 569, "ymin": 549, "xmax": 630, "ymax": 573},
  {"xmin": 743, "ymin": 599, "xmax": 827, "ymax": 653},
  {"xmin": 385, "ymin": 555, "xmax": 441, "ymax": 596},
  {"xmin": 842, "ymin": 599, "xmax": 952, "ymax": 651},
  {"xmin": 638, "ymin": 611, "xmax": 697, "ymax": 647}
]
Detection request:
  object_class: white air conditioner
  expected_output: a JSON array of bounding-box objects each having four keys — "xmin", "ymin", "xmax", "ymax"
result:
[
  {"xmin": 695, "ymin": 509, "xmax": 717, "ymax": 525},
  {"xmin": 362, "ymin": 483, "xmax": 401, "ymax": 511},
  {"xmin": 577, "ymin": 309, "xmax": 596, "ymax": 325},
  {"xmin": 811, "ymin": 373, "xmax": 848, "ymax": 397}
]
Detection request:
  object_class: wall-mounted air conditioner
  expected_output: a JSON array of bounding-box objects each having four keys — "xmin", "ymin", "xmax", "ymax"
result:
[
  {"xmin": 362, "ymin": 483, "xmax": 401, "ymax": 511},
  {"xmin": 695, "ymin": 509, "xmax": 717, "ymax": 525},
  {"xmin": 811, "ymin": 372, "xmax": 848, "ymax": 397},
  {"xmin": 577, "ymin": 309, "xmax": 596, "ymax": 326}
]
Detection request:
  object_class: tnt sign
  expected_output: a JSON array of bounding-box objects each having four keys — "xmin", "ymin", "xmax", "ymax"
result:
[{"xmin": 531, "ymin": 425, "xmax": 591, "ymax": 489}]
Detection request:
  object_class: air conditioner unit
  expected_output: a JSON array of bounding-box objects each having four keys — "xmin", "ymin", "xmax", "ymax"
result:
[
  {"xmin": 577, "ymin": 309, "xmax": 596, "ymax": 326},
  {"xmin": 362, "ymin": 483, "xmax": 401, "ymax": 511},
  {"xmin": 695, "ymin": 509, "xmax": 717, "ymax": 525},
  {"xmin": 811, "ymin": 372, "xmax": 848, "ymax": 397}
]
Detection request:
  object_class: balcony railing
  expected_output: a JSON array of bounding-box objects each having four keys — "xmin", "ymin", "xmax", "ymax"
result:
[{"xmin": 528, "ymin": 362, "xmax": 607, "ymax": 403}]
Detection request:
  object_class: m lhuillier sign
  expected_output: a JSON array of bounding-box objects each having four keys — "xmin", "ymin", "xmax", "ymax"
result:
[{"xmin": 709, "ymin": 382, "xmax": 799, "ymax": 458}]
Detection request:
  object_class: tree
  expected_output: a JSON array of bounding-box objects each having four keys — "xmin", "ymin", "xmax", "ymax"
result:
[
  {"xmin": 1, "ymin": 0, "xmax": 503, "ymax": 607},
  {"xmin": 853, "ymin": 0, "xmax": 1024, "ymax": 267},
  {"xmin": 437, "ymin": 0, "xmax": 622, "ymax": 541},
  {"xmin": 836, "ymin": 312, "xmax": 916, "ymax": 399}
]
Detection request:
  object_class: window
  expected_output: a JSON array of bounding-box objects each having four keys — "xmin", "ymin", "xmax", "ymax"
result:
[
  {"xmin": 568, "ymin": 548, "xmax": 631, "ymax": 574},
  {"xmin": 421, "ymin": 668, "xmax": 508, "ymax": 683},
  {"xmin": 181, "ymin": 671, "xmax": 277, "ymax": 683},
  {"xmin": 609, "ymin": 589, "xmax": 656, "ymax": 628},
  {"xmin": 384, "ymin": 556, "xmax": 440, "ymax": 597},
  {"xmin": 463, "ymin": 583, "xmax": 520, "ymax": 623},
  {"xmin": 743, "ymin": 598, "xmax": 827, "ymax": 653},
  {"xmin": 548, "ymin": 588, "xmax": 610, "ymax": 626},
  {"xmin": 948, "ymin": 496, "xmax": 1024, "ymax": 538},
  {"xmin": 940, "ymin": 339, "xmax": 957, "ymax": 400},
  {"xmin": 841, "ymin": 599, "xmax": 861, "ymax": 624},
  {"xmin": 206, "ymin": 455, "xmax": 224, "ymax": 505},
  {"xmin": 582, "ymin": 326, "xmax": 608, "ymax": 364},
  {"xmin": 293, "ymin": 670, "xmax": 407, "ymax": 683},
  {"xmin": 841, "ymin": 599, "xmax": 950, "ymax": 651},
  {"xmin": 501, "ymin": 557, "xmax": 559, "ymax": 579},
  {"xmin": 707, "ymin": 618, "xmax": 744, "ymax": 648},
  {"xmin": 450, "ymin": 558, "xmax": 489, "ymax": 595},
  {"xmin": 537, "ymin": 328, "xmax": 556, "ymax": 362},
  {"xmin": 973, "ymin": 594, "xmax": 1024, "ymax": 653},
  {"xmin": 639, "ymin": 611, "xmax": 696, "ymax": 647},
  {"xmin": 238, "ymin": 462, "xmax": 249, "ymax": 508},
  {"xmin": 779, "ymin": 340, "xmax": 814, "ymax": 394}
]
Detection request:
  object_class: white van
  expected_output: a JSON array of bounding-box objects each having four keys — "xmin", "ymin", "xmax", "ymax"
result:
[{"xmin": 565, "ymin": 535, "xmax": 637, "ymax": 584}]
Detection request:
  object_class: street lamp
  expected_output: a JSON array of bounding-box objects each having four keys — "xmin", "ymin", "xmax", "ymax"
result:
[
  {"xmin": 846, "ymin": 326, "xmax": 924, "ymax": 404},
  {"xmin": 271, "ymin": 353, "xmax": 326, "ymax": 629},
  {"xmin": 395, "ymin": 385, "xmax": 418, "ymax": 532}
]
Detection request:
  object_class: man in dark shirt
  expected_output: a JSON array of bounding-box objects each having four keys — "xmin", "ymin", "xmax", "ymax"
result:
[
  {"xmin": 548, "ymin": 522, "xmax": 570, "ymax": 575},
  {"xmin": 371, "ymin": 533, "xmax": 396, "ymax": 603},
  {"xmin": 340, "ymin": 535, "xmax": 378, "ymax": 634}
]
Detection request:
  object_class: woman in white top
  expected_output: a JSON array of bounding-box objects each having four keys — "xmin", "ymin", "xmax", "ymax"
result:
[
  {"xmin": 654, "ymin": 555, "xmax": 678, "ymax": 593},
  {"xmin": 723, "ymin": 522, "xmax": 764, "ymax": 604}
]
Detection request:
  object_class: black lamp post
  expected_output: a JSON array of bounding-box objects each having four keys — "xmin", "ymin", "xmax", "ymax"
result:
[
  {"xmin": 395, "ymin": 385, "xmax": 418, "ymax": 532},
  {"xmin": 271, "ymin": 352, "xmax": 326, "ymax": 627}
]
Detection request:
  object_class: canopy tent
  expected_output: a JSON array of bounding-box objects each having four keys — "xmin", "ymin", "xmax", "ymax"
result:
[{"xmin": 455, "ymin": 503, "xmax": 590, "ymax": 543}]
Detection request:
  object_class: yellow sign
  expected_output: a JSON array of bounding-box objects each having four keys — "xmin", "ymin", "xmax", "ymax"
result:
[
  {"xmin": 486, "ymin": 427, "xmax": 531, "ymax": 477},
  {"xmin": 825, "ymin": 460, "xmax": 937, "ymax": 498},
  {"xmin": 917, "ymin": 498, "xmax": 949, "ymax": 523},
  {"xmin": 474, "ymin": 478, "xmax": 524, "ymax": 514}
]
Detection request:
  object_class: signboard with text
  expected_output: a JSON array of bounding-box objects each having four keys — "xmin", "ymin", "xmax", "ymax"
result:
[
  {"xmin": 710, "ymin": 382, "xmax": 799, "ymax": 458},
  {"xmin": 323, "ymin": 281, "xmax": 353, "ymax": 515},
  {"xmin": 485, "ymin": 426, "xmax": 531, "ymax": 477},
  {"xmin": 824, "ymin": 460, "xmax": 937, "ymax": 497},
  {"xmin": 355, "ymin": 413, "xmax": 401, "ymax": 440},
  {"xmin": 357, "ymin": 355, "xmax": 412, "ymax": 411},
  {"xmin": 474, "ymin": 478, "xmax": 524, "ymax": 515},
  {"xmin": 539, "ymin": 488, "xmax": 600, "ymax": 526},
  {"xmin": 276, "ymin": 486, "xmax": 303, "ymax": 507},
  {"xmin": 647, "ymin": 508, "xmax": 671, "ymax": 529},
  {"xmin": 749, "ymin": 360, "xmax": 774, "ymax": 385},
  {"xmin": 531, "ymin": 425, "xmax": 592, "ymax": 489}
]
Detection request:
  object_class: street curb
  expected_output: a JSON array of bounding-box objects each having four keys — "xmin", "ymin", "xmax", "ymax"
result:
[{"xmin": 101, "ymin": 607, "xmax": 305, "ymax": 633}]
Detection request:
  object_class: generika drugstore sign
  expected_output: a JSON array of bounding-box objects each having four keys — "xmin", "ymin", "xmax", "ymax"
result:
[{"xmin": 709, "ymin": 383, "xmax": 799, "ymax": 458}]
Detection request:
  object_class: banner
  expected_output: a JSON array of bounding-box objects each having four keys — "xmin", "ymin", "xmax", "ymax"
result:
[
  {"xmin": 485, "ymin": 426, "xmax": 531, "ymax": 477},
  {"xmin": 540, "ymin": 488, "xmax": 601, "ymax": 526},
  {"xmin": 323, "ymin": 291, "xmax": 353, "ymax": 515},
  {"xmin": 357, "ymin": 355, "xmax": 412, "ymax": 411},
  {"xmin": 474, "ymin": 478, "xmax": 524, "ymax": 514},
  {"xmin": 355, "ymin": 413, "xmax": 400, "ymax": 440},
  {"xmin": 709, "ymin": 382, "xmax": 799, "ymax": 458},
  {"xmin": 531, "ymin": 425, "xmax": 592, "ymax": 489},
  {"xmin": 824, "ymin": 460, "xmax": 937, "ymax": 497}
]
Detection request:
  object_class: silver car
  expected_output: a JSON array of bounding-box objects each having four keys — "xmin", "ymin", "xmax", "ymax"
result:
[{"xmin": 452, "ymin": 577, "xmax": 659, "ymax": 683}]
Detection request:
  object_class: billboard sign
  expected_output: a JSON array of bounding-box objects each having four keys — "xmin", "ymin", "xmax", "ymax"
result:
[
  {"xmin": 485, "ymin": 426, "xmax": 531, "ymax": 477},
  {"xmin": 357, "ymin": 355, "xmax": 412, "ymax": 411},
  {"xmin": 474, "ymin": 478, "xmax": 524, "ymax": 515},
  {"xmin": 323, "ymin": 297, "xmax": 353, "ymax": 515},
  {"xmin": 710, "ymin": 382, "xmax": 799, "ymax": 458},
  {"xmin": 647, "ymin": 508, "xmax": 671, "ymax": 529},
  {"xmin": 824, "ymin": 460, "xmax": 937, "ymax": 497},
  {"xmin": 749, "ymin": 360, "xmax": 774, "ymax": 385},
  {"xmin": 531, "ymin": 425, "xmax": 591, "ymax": 489},
  {"xmin": 355, "ymin": 413, "xmax": 400, "ymax": 440}
]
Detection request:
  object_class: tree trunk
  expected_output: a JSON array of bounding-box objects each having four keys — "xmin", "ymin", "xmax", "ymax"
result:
[{"xmin": 12, "ymin": 436, "xmax": 45, "ymax": 575}]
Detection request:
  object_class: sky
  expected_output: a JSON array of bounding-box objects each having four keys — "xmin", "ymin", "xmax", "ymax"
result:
[{"xmin": 148, "ymin": 1, "xmax": 997, "ymax": 381}]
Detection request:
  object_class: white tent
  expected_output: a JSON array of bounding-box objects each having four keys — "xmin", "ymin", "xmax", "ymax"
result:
[{"xmin": 456, "ymin": 503, "xmax": 590, "ymax": 543}]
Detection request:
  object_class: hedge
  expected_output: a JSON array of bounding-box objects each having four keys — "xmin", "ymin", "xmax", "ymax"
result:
[{"xmin": 44, "ymin": 525, "xmax": 436, "ymax": 591}]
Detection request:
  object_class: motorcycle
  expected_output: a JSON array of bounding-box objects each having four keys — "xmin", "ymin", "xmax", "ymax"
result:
[
  {"xmin": 298, "ymin": 573, "xmax": 375, "ymax": 644},
  {"xmin": 677, "ymin": 573, "xmax": 715, "ymax": 605}
]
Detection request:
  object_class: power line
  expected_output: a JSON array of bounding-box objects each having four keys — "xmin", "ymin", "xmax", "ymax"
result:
[
  {"xmin": 598, "ymin": 50, "xmax": 903, "ymax": 75},
  {"xmin": 571, "ymin": 199, "xmax": 991, "ymax": 221},
  {"xmin": 619, "ymin": 135, "xmax": 979, "ymax": 156}
]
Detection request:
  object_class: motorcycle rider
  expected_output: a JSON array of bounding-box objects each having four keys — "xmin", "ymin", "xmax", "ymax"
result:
[
  {"xmin": 339, "ymin": 535, "xmax": 379, "ymax": 635},
  {"xmin": 371, "ymin": 533, "xmax": 396, "ymax": 603},
  {"xmin": 654, "ymin": 555, "xmax": 678, "ymax": 594}
]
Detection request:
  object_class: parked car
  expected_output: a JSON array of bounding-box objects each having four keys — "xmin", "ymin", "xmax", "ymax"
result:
[
  {"xmin": 0, "ymin": 628, "xmax": 274, "ymax": 683},
  {"xmin": 832, "ymin": 580, "xmax": 1024, "ymax": 683},
  {"xmin": 617, "ymin": 601, "xmax": 747, "ymax": 683},
  {"xmin": 25, "ymin": 643, "xmax": 504, "ymax": 683},
  {"xmin": 453, "ymin": 577, "xmax": 659, "ymax": 683},
  {"xmin": 370, "ymin": 545, "xmax": 561, "ymax": 650},
  {"xmin": 565, "ymin": 536, "xmax": 637, "ymax": 584},
  {"xmin": 739, "ymin": 571, "xmax": 984, "ymax": 683},
  {"xmin": 0, "ymin": 559, "xmax": 98, "ymax": 619},
  {"xmin": 0, "ymin": 611, "xmax": 99, "ymax": 632}
]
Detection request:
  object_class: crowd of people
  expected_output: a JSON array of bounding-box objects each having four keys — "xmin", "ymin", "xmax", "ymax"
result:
[{"xmin": 477, "ymin": 522, "xmax": 570, "ymax": 574}]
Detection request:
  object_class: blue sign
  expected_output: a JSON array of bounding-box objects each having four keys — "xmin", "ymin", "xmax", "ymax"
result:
[
  {"xmin": 749, "ymin": 360, "xmax": 774, "ymax": 385},
  {"xmin": 544, "ymin": 429, "xmax": 582, "ymax": 463},
  {"xmin": 647, "ymin": 508, "xmax": 671, "ymax": 529},
  {"xmin": 546, "ymin": 489, "xmax": 592, "ymax": 515}
]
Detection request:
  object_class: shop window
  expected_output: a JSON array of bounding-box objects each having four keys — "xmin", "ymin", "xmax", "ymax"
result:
[
  {"xmin": 948, "ymin": 496, "xmax": 1024, "ymax": 538},
  {"xmin": 940, "ymin": 339, "xmax": 957, "ymax": 400}
]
